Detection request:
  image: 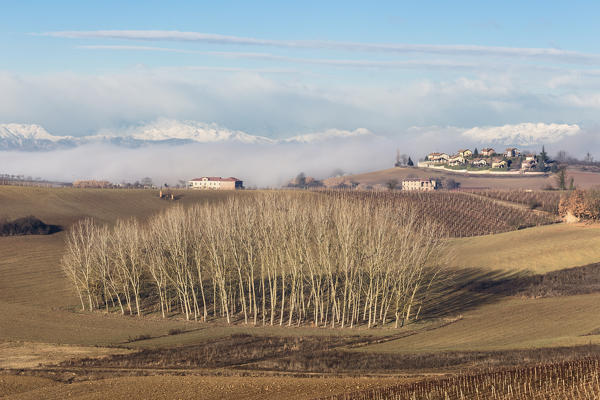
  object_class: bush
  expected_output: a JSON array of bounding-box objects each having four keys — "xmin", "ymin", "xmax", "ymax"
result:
[
  {"xmin": 559, "ymin": 189, "xmax": 600, "ymax": 220},
  {"xmin": 0, "ymin": 216, "xmax": 60, "ymax": 236}
]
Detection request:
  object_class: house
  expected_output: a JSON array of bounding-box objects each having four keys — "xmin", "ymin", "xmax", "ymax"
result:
[
  {"xmin": 481, "ymin": 148, "xmax": 496, "ymax": 157},
  {"xmin": 491, "ymin": 160, "xmax": 508, "ymax": 169},
  {"xmin": 505, "ymin": 148, "xmax": 520, "ymax": 158},
  {"xmin": 448, "ymin": 155, "xmax": 466, "ymax": 166},
  {"xmin": 458, "ymin": 149, "xmax": 473, "ymax": 158},
  {"xmin": 471, "ymin": 158, "xmax": 488, "ymax": 168},
  {"xmin": 402, "ymin": 178, "xmax": 437, "ymax": 191},
  {"xmin": 188, "ymin": 177, "xmax": 244, "ymax": 190},
  {"xmin": 427, "ymin": 152, "xmax": 449, "ymax": 163},
  {"xmin": 521, "ymin": 159, "xmax": 538, "ymax": 171},
  {"xmin": 525, "ymin": 154, "xmax": 536, "ymax": 161}
]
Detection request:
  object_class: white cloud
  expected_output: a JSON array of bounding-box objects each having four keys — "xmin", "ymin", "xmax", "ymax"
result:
[
  {"xmin": 44, "ymin": 30, "xmax": 600, "ymax": 63},
  {"xmin": 462, "ymin": 122, "xmax": 581, "ymax": 145}
]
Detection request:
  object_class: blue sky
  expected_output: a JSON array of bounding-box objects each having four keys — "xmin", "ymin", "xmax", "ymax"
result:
[{"xmin": 1, "ymin": 1, "xmax": 600, "ymax": 155}]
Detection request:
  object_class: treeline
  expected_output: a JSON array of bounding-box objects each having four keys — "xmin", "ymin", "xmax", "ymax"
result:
[{"xmin": 61, "ymin": 192, "xmax": 447, "ymax": 328}]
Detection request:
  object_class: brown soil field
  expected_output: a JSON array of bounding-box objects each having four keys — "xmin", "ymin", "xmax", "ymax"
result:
[
  {"xmin": 0, "ymin": 375, "xmax": 409, "ymax": 400},
  {"xmin": 0, "ymin": 342, "xmax": 132, "ymax": 369},
  {"xmin": 2, "ymin": 185, "xmax": 600, "ymax": 399},
  {"xmin": 346, "ymin": 166, "xmax": 600, "ymax": 189}
]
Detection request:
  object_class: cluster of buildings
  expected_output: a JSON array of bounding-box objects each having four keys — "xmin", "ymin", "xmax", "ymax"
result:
[
  {"xmin": 423, "ymin": 147, "xmax": 540, "ymax": 171},
  {"xmin": 187, "ymin": 177, "xmax": 244, "ymax": 190}
]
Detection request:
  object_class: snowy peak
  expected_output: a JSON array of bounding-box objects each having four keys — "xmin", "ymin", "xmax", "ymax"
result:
[
  {"xmin": 0, "ymin": 123, "xmax": 76, "ymax": 150},
  {"xmin": 0, "ymin": 121, "xmax": 375, "ymax": 151},
  {"xmin": 462, "ymin": 123, "xmax": 580, "ymax": 145},
  {"xmin": 117, "ymin": 119, "xmax": 276, "ymax": 144},
  {"xmin": 0, "ymin": 123, "xmax": 72, "ymax": 142}
]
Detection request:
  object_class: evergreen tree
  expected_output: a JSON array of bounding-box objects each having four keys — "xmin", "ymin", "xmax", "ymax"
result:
[
  {"xmin": 407, "ymin": 156, "xmax": 414, "ymax": 166},
  {"xmin": 540, "ymin": 145, "xmax": 548, "ymax": 163},
  {"xmin": 473, "ymin": 148, "xmax": 479, "ymax": 157}
]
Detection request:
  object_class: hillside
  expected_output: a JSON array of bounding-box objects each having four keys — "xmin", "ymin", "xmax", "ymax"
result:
[
  {"xmin": 1, "ymin": 186, "xmax": 600, "ymax": 399},
  {"xmin": 345, "ymin": 166, "xmax": 600, "ymax": 190}
]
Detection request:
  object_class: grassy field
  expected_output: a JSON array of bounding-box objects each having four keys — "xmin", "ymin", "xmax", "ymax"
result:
[
  {"xmin": 361, "ymin": 293, "xmax": 600, "ymax": 353},
  {"xmin": 449, "ymin": 223, "xmax": 600, "ymax": 273}
]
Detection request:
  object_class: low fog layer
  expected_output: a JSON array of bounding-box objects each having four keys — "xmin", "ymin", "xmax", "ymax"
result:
[
  {"xmin": 0, "ymin": 139, "xmax": 399, "ymax": 187},
  {"xmin": 0, "ymin": 121, "xmax": 596, "ymax": 186}
]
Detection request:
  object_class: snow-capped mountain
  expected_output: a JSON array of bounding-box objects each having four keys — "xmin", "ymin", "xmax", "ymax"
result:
[
  {"xmin": 462, "ymin": 123, "xmax": 580, "ymax": 146},
  {"xmin": 104, "ymin": 119, "xmax": 276, "ymax": 144},
  {"xmin": 0, "ymin": 120, "xmax": 374, "ymax": 151},
  {"xmin": 0, "ymin": 124, "xmax": 77, "ymax": 150}
]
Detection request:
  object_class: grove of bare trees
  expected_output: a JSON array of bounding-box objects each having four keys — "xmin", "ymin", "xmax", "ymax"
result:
[{"xmin": 61, "ymin": 192, "xmax": 448, "ymax": 329}]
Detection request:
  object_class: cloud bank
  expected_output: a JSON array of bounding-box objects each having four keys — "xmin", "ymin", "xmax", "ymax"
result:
[{"xmin": 0, "ymin": 138, "xmax": 392, "ymax": 187}]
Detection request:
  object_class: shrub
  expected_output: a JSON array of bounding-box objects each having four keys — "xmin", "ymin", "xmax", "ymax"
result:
[{"xmin": 0, "ymin": 216, "xmax": 59, "ymax": 236}]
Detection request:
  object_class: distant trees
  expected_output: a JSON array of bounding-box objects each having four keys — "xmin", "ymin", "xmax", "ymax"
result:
[
  {"xmin": 287, "ymin": 172, "xmax": 323, "ymax": 188},
  {"xmin": 407, "ymin": 157, "xmax": 414, "ymax": 166},
  {"xmin": 473, "ymin": 148, "xmax": 479, "ymax": 157},
  {"xmin": 385, "ymin": 179, "xmax": 399, "ymax": 190},
  {"xmin": 555, "ymin": 167, "xmax": 569, "ymax": 190},
  {"xmin": 61, "ymin": 193, "xmax": 448, "ymax": 328},
  {"xmin": 444, "ymin": 178, "xmax": 460, "ymax": 190}
]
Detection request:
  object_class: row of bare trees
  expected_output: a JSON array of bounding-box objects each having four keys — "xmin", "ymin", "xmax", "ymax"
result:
[{"xmin": 61, "ymin": 192, "xmax": 448, "ymax": 328}]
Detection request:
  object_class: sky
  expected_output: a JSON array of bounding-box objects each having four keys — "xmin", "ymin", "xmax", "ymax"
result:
[{"xmin": 1, "ymin": 1, "xmax": 600, "ymax": 184}]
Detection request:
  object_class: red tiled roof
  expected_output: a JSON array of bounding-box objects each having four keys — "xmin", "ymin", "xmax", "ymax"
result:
[{"xmin": 190, "ymin": 177, "xmax": 241, "ymax": 182}]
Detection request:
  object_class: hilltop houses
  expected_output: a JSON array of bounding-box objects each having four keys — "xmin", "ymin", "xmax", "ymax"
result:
[
  {"xmin": 491, "ymin": 159, "xmax": 508, "ymax": 169},
  {"xmin": 427, "ymin": 152, "xmax": 449, "ymax": 163},
  {"xmin": 505, "ymin": 148, "xmax": 520, "ymax": 158},
  {"xmin": 448, "ymin": 155, "xmax": 466, "ymax": 166},
  {"xmin": 418, "ymin": 145, "xmax": 549, "ymax": 174},
  {"xmin": 458, "ymin": 149, "xmax": 473, "ymax": 158},
  {"xmin": 471, "ymin": 158, "xmax": 488, "ymax": 168},
  {"xmin": 188, "ymin": 177, "xmax": 244, "ymax": 190}
]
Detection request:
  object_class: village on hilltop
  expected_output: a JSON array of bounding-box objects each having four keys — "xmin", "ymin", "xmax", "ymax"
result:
[{"xmin": 417, "ymin": 146, "xmax": 555, "ymax": 173}]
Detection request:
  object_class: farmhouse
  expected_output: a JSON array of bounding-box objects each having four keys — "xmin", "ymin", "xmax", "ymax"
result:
[
  {"xmin": 402, "ymin": 178, "xmax": 438, "ymax": 191},
  {"xmin": 458, "ymin": 149, "xmax": 473, "ymax": 158},
  {"xmin": 505, "ymin": 148, "xmax": 520, "ymax": 158},
  {"xmin": 525, "ymin": 154, "xmax": 536, "ymax": 161},
  {"xmin": 427, "ymin": 152, "xmax": 449, "ymax": 163},
  {"xmin": 188, "ymin": 177, "xmax": 244, "ymax": 190},
  {"xmin": 481, "ymin": 148, "xmax": 496, "ymax": 156}
]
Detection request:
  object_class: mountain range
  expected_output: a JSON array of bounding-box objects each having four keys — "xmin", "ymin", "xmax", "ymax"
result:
[{"xmin": 0, "ymin": 120, "xmax": 374, "ymax": 151}]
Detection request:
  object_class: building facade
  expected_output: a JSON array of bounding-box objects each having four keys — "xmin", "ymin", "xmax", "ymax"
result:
[
  {"xmin": 188, "ymin": 177, "xmax": 244, "ymax": 190},
  {"xmin": 401, "ymin": 178, "xmax": 438, "ymax": 191}
]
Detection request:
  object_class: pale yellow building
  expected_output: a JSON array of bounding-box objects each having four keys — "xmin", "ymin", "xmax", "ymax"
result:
[
  {"xmin": 401, "ymin": 178, "xmax": 437, "ymax": 191},
  {"xmin": 188, "ymin": 177, "xmax": 244, "ymax": 190}
]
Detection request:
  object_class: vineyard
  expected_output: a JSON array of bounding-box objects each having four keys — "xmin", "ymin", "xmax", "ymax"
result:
[
  {"xmin": 472, "ymin": 190, "xmax": 563, "ymax": 215},
  {"xmin": 321, "ymin": 357, "xmax": 600, "ymax": 400},
  {"xmin": 325, "ymin": 191, "xmax": 557, "ymax": 237}
]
